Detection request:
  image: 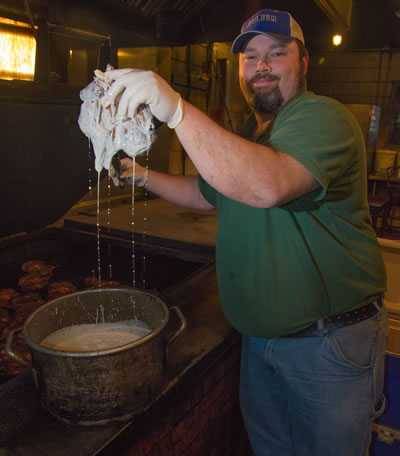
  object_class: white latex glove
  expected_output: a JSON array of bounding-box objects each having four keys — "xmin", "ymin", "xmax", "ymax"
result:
[
  {"xmin": 78, "ymin": 67, "xmax": 156, "ymax": 172},
  {"xmin": 119, "ymin": 158, "xmax": 148, "ymax": 187},
  {"xmin": 102, "ymin": 69, "xmax": 183, "ymax": 129}
]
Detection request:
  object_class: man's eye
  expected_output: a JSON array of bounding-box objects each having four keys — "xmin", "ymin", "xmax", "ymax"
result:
[
  {"xmin": 271, "ymin": 51, "xmax": 286, "ymax": 58},
  {"xmin": 245, "ymin": 55, "xmax": 257, "ymax": 60}
]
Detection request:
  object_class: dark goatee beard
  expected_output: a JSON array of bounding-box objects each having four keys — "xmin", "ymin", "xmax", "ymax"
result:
[
  {"xmin": 242, "ymin": 68, "xmax": 306, "ymax": 115},
  {"xmin": 252, "ymin": 87, "xmax": 284, "ymax": 115}
]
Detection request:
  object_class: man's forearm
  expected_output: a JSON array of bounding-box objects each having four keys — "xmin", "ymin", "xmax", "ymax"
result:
[{"xmin": 145, "ymin": 171, "xmax": 213, "ymax": 211}]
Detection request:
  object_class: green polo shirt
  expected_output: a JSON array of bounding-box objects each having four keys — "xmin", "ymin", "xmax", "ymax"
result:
[{"xmin": 199, "ymin": 91, "xmax": 386, "ymax": 338}]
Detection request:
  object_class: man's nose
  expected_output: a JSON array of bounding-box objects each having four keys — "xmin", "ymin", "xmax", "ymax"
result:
[{"xmin": 256, "ymin": 58, "xmax": 272, "ymax": 71}]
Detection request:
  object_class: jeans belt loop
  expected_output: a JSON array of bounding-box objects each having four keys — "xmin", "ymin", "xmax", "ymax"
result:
[
  {"xmin": 317, "ymin": 319, "xmax": 325, "ymax": 330},
  {"xmin": 373, "ymin": 295, "xmax": 383, "ymax": 312}
]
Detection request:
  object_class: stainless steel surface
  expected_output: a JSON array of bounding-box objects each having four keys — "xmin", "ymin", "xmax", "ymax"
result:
[{"xmin": 65, "ymin": 198, "xmax": 218, "ymax": 248}]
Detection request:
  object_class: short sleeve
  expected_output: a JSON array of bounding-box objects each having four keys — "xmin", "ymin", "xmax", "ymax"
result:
[
  {"xmin": 268, "ymin": 97, "xmax": 359, "ymax": 202},
  {"xmin": 198, "ymin": 175, "xmax": 217, "ymax": 207}
]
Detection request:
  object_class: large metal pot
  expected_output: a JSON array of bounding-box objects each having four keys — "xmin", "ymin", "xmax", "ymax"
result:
[{"xmin": 6, "ymin": 288, "xmax": 185, "ymax": 425}]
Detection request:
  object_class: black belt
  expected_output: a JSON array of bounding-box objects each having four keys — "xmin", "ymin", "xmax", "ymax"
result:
[{"xmin": 285, "ymin": 296, "xmax": 383, "ymax": 338}]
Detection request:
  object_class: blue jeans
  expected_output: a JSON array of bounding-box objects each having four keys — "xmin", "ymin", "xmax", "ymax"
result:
[{"xmin": 240, "ymin": 310, "xmax": 388, "ymax": 456}]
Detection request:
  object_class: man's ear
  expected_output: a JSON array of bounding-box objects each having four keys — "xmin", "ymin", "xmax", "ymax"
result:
[{"xmin": 302, "ymin": 53, "xmax": 310, "ymax": 76}]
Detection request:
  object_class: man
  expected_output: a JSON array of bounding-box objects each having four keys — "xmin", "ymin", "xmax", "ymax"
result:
[{"xmin": 103, "ymin": 8, "xmax": 387, "ymax": 456}]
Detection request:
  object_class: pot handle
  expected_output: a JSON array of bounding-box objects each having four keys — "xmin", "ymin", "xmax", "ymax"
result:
[
  {"xmin": 5, "ymin": 327, "xmax": 30, "ymax": 367},
  {"xmin": 166, "ymin": 306, "xmax": 186, "ymax": 348}
]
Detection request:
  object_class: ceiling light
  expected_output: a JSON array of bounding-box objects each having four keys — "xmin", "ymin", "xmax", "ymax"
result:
[{"xmin": 332, "ymin": 34, "xmax": 343, "ymax": 46}]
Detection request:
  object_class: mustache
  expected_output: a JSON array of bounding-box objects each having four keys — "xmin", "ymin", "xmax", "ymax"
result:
[{"xmin": 249, "ymin": 73, "xmax": 280, "ymax": 84}]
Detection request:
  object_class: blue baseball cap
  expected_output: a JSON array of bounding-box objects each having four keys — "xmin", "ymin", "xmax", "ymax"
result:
[{"xmin": 232, "ymin": 8, "xmax": 305, "ymax": 53}]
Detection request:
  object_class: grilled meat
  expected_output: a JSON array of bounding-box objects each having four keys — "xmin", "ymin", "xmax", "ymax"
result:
[
  {"xmin": 18, "ymin": 273, "xmax": 51, "ymax": 292},
  {"xmin": 22, "ymin": 260, "xmax": 56, "ymax": 276},
  {"xmin": 48, "ymin": 281, "xmax": 77, "ymax": 300},
  {"xmin": 0, "ymin": 289, "xmax": 19, "ymax": 305},
  {"xmin": 83, "ymin": 277, "xmax": 121, "ymax": 289}
]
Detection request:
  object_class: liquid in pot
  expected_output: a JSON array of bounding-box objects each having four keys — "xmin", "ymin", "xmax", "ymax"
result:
[{"xmin": 40, "ymin": 320, "xmax": 151, "ymax": 352}]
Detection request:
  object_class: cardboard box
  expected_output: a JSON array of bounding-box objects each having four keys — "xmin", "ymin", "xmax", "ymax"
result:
[{"xmin": 375, "ymin": 149, "xmax": 398, "ymax": 176}]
